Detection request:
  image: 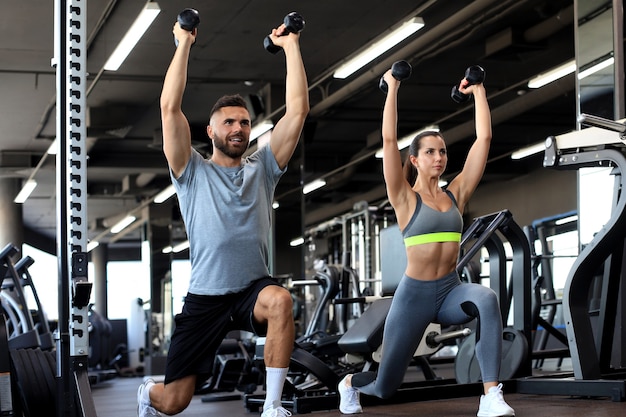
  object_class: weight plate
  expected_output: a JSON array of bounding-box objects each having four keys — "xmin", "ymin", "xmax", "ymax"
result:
[{"xmin": 454, "ymin": 327, "xmax": 528, "ymax": 384}]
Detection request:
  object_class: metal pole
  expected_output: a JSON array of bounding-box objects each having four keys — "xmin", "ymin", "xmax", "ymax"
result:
[
  {"xmin": 54, "ymin": 1, "xmax": 71, "ymax": 414},
  {"xmin": 55, "ymin": 0, "xmax": 96, "ymax": 415}
]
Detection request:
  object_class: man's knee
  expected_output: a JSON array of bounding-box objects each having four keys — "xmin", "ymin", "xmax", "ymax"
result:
[
  {"xmin": 262, "ymin": 286, "xmax": 293, "ymax": 315},
  {"xmin": 159, "ymin": 379, "xmax": 195, "ymax": 415},
  {"xmin": 160, "ymin": 399, "xmax": 190, "ymax": 416}
]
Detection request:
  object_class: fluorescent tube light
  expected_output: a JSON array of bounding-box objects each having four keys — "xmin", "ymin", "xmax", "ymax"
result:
[
  {"xmin": 527, "ymin": 56, "xmax": 614, "ymax": 89},
  {"xmin": 303, "ymin": 179, "xmax": 326, "ymax": 194},
  {"xmin": 555, "ymin": 215, "xmax": 578, "ymax": 226},
  {"xmin": 250, "ymin": 120, "xmax": 274, "ymax": 141},
  {"xmin": 47, "ymin": 138, "xmax": 58, "ymax": 155},
  {"xmin": 14, "ymin": 179, "xmax": 37, "ymax": 203},
  {"xmin": 375, "ymin": 125, "xmax": 440, "ymax": 158},
  {"xmin": 87, "ymin": 241, "xmax": 100, "ymax": 252},
  {"xmin": 527, "ymin": 60, "xmax": 576, "ymax": 88},
  {"xmin": 579, "ymin": 56, "xmax": 614, "ymax": 80},
  {"xmin": 511, "ymin": 142, "xmax": 545, "ymax": 160},
  {"xmin": 172, "ymin": 240, "xmax": 190, "ymax": 253},
  {"xmin": 161, "ymin": 246, "xmax": 173, "ymax": 254},
  {"xmin": 153, "ymin": 184, "xmax": 175, "ymax": 203},
  {"xmin": 333, "ymin": 17, "xmax": 425, "ymax": 79},
  {"xmin": 290, "ymin": 237, "xmax": 304, "ymax": 247},
  {"xmin": 111, "ymin": 215, "xmax": 136, "ymax": 233},
  {"xmin": 104, "ymin": 2, "xmax": 161, "ymax": 71}
]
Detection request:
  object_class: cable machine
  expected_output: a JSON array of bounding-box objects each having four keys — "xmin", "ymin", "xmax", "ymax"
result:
[
  {"xmin": 516, "ymin": 114, "xmax": 626, "ymax": 401},
  {"xmin": 304, "ymin": 201, "xmax": 393, "ymax": 298},
  {"xmin": 54, "ymin": 0, "xmax": 97, "ymax": 415}
]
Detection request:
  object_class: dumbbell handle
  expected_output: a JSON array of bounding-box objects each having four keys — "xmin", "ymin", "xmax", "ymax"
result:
[
  {"xmin": 451, "ymin": 65, "xmax": 485, "ymax": 103},
  {"xmin": 379, "ymin": 60, "xmax": 412, "ymax": 94},
  {"xmin": 426, "ymin": 328, "xmax": 472, "ymax": 348},
  {"xmin": 175, "ymin": 8, "xmax": 200, "ymax": 47},
  {"xmin": 264, "ymin": 12, "xmax": 305, "ymax": 54}
]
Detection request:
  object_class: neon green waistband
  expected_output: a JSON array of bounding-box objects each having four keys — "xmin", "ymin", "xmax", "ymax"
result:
[{"xmin": 404, "ymin": 232, "xmax": 462, "ymax": 247}]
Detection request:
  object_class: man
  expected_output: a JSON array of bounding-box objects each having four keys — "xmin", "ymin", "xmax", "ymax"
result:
[{"xmin": 137, "ymin": 15, "xmax": 309, "ymax": 417}]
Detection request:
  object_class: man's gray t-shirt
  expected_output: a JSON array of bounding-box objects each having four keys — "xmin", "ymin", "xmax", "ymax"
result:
[{"xmin": 171, "ymin": 145, "xmax": 285, "ymax": 295}]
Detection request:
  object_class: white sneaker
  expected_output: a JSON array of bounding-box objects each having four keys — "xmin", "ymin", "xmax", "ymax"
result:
[
  {"xmin": 338, "ymin": 375, "xmax": 362, "ymax": 414},
  {"xmin": 137, "ymin": 378, "xmax": 161, "ymax": 417},
  {"xmin": 260, "ymin": 400, "xmax": 292, "ymax": 417},
  {"xmin": 477, "ymin": 383, "xmax": 515, "ymax": 417}
]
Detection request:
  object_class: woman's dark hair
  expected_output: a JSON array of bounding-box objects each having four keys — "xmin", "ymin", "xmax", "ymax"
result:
[
  {"xmin": 402, "ymin": 130, "xmax": 444, "ymax": 186},
  {"xmin": 209, "ymin": 94, "xmax": 248, "ymax": 119}
]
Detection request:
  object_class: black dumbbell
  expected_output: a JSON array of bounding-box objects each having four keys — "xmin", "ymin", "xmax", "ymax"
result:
[
  {"xmin": 451, "ymin": 65, "xmax": 485, "ymax": 103},
  {"xmin": 264, "ymin": 12, "xmax": 305, "ymax": 54},
  {"xmin": 379, "ymin": 60, "xmax": 412, "ymax": 93},
  {"xmin": 175, "ymin": 8, "xmax": 200, "ymax": 47}
]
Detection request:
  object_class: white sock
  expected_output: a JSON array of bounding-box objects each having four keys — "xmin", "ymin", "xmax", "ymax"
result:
[{"xmin": 263, "ymin": 367, "xmax": 288, "ymax": 411}]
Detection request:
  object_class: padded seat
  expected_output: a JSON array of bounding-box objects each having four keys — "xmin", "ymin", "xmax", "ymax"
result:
[{"xmin": 337, "ymin": 298, "xmax": 392, "ymax": 354}]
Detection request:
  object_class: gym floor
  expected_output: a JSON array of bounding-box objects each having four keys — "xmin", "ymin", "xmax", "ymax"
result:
[{"xmin": 90, "ymin": 360, "xmax": 626, "ymax": 416}]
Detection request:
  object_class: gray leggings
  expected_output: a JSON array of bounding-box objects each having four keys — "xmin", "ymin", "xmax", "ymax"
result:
[{"xmin": 352, "ymin": 271, "xmax": 503, "ymax": 399}]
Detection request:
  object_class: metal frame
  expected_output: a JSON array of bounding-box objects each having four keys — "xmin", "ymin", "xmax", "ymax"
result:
[
  {"xmin": 55, "ymin": 0, "xmax": 97, "ymax": 415},
  {"xmin": 517, "ymin": 117, "xmax": 626, "ymax": 401}
]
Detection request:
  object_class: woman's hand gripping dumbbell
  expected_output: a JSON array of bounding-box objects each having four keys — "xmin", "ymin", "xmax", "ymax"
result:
[
  {"xmin": 451, "ymin": 65, "xmax": 485, "ymax": 103},
  {"xmin": 379, "ymin": 60, "xmax": 412, "ymax": 94}
]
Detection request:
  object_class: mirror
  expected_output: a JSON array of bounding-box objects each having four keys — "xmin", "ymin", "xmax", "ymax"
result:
[
  {"xmin": 575, "ymin": 0, "xmax": 620, "ymax": 248},
  {"xmin": 577, "ymin": 1, "xmax": 615, "ymax": 119}
]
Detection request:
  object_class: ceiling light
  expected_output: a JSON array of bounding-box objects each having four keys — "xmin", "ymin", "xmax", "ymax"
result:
[
  {"xmin": 527, "ymin": 60, "xmax": 576, "ymax": 88},
  {"xmin": 555, "ymin": 215, "xmax": 578, "ymax": 226},
  {"xmin": 87, "ymin": 241, "xmax": 100, "ymax": 252},
  {"xmin": 110, "ymin": 215, "xmax": 136, "ymax": 234},
  {"xmin": 375, "ymin": 125, "xmax": 439, "ymax": 158},
  {"xmin": 14, "ymin": 179, "xmax": 37, "ymax": 203},
  {"xmin": 172, "ymin": 240, "xmax": 190, "ymax": 253},
  {"xmin": 250, "ymin": 120, "xmax": 274, "ymax": 142},
  {"xmin": 303, "ymin": 178, "xmax": 326, "ymax": 194},
  {"xmin": 579, "ymin": 56, "xmax": 614, "ymax": 80},
  {"xmin": 104, "ymin": 2, "xmax": 161, "ymax": 71},
  {"xmin": 526, "ymin": 55, "xmax": 614, "ymax": 90},
  {"xmin": 47, "ymin": 138, "xmax": 58, "ymax": 155},
  {"xmin": 272, "ymin": 201, "xmax": 280, "ymax": 209},
  {"xmin": 290, "ymin": 237, "xmax": 304, "ymax": 247},
  {"xmin": 153, "ymin": 184, "xmax": 175, "ymax": 203},
  {"xmin": 511, "ymin": 141, "xmax": 546, "ymax": 160},
  {"xmin": 333, "ymin": 17, "xmax": 425, "ymax": 79}
]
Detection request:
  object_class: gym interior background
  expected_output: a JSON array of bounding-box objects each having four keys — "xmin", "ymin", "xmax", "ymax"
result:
[{"xmin": 0, "ymin": 0, "xmax": 625, "ymax": 415}]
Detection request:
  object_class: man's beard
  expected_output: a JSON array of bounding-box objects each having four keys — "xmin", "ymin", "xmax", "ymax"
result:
[{"xmin": 212, "ymin": 133, "xmax": 249, "ymax": 158}]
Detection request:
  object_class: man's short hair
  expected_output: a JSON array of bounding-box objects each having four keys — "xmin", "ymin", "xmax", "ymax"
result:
[{"xmin": 209, "ymin": 94, "xmax": 249, "ymax": 119}]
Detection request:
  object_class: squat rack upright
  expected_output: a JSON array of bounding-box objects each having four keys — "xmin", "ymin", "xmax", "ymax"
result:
[{"xmin": 54, "ymin": 0, "xmax": 97, "ymax": 415}]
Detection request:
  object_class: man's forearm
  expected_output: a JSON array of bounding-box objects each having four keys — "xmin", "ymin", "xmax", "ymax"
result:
[
  {"xmin": 282, "ymin": 41, "xmax": 309, "ymax": 116},
  {"xmin": 161, "ymin": 42, "xmax": 193, "ymax": 111}
]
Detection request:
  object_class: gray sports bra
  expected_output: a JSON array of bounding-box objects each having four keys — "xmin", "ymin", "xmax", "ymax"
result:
[{"xmin": 401, "ymin": 190, "xmax": 463, "ymax": 247}]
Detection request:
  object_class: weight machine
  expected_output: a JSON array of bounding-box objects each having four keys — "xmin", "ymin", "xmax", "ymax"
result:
[
  {"xmin": 53, "ymin": 0, "xmax": 97, "ymax": 415},
  {"xmin": 0, "ymin": 4, "xmax": 96, "ymax": 417},
  {"xmin": 303, "ymin": 201, "xmax": 395, "ymax": 299},
  {"xmin": 516, "ymin": 114, "xmax": 626, "ymax": 401}
]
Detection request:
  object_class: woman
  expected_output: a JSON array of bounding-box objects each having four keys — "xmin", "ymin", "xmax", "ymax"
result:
[{"xmin": 337, "ymin": 69, "xmax": 515, "ymax": 417}]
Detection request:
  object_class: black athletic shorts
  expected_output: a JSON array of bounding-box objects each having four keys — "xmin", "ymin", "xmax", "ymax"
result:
[{"xmin": 164, "ymin": 276, "xmax": 280, "ymax": 385}]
